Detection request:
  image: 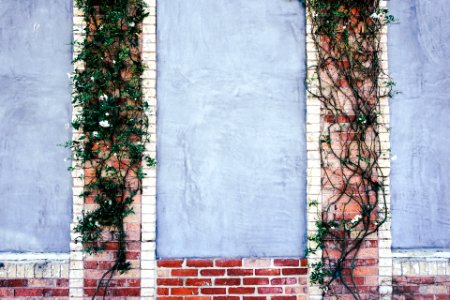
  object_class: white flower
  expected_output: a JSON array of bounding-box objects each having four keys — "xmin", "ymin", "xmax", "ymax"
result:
[
  {"xmin": 112, "ymin": 60, "xmax": 116, "ymax": 64},
  {"xmin": 93, "ymin": 131, "xmax": 99, "ymax": 137},
  {"xmin": 90, "ymin": 76, "xmax": 95, "ymax": 81},
  {"xmin": 99, "ymin": 94, "xmax": 108, "ymax": 102},
  {"xmin": 370, "ymin": 12, "xmax": 379, "ymax": 19},
  {"xmin": 105, "ymin": 112, "xmax": 110, "ymax": 116},
  {"xmin": 128, "ymin": 22, "xmax": 135, "ymax": 27},
  {"xmin": 351, "ymin": 215, "xmax": 362, "ymax": 224},
  {"xmin": 99, "ymin": 120, "xmax": 110, "ymax": 128}
]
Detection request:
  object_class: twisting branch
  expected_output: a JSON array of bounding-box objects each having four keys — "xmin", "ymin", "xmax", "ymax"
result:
[
  {"xmin": 67, "ymin": 0, "xmax": 155, "ymax": 298},
  {"xmin": 305, "ymin": 0, "xmax": 394, "ymax": 298}
]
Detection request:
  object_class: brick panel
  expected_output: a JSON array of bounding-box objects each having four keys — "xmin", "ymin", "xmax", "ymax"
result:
[
  {"xmin": 156, "ymin": 259, "xmax": 308, "ymax": 300},
  {"xmin": 393, "ymin": 276, "xmax": 450, "ymax": 300}
]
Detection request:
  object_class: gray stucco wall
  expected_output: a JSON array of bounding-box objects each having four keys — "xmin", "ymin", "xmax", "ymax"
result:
[
  {"xmin": 0, "ymin": 0, "xmax": 73, "ymax": 252},
  {"xmin": 389, "ymin": 0, "xmax": 450, "ymax": 249},
  {"xmin": 156, "ymin": 0, "xmax": 306, "ymax": 258}
]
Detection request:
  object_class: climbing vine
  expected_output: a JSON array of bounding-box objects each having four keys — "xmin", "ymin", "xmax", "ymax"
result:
[
  {"xmin": 305, "ymin": 0, "xmax": 394, "ymax": 298},
  {"xmin": 68, "ymin": 0, "xmax": 154, "ymax": 298}
]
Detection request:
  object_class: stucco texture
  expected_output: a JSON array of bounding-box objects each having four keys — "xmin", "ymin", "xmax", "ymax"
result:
[
  {"xmin": 389, "ymin": 0, "xmax": 450, "ymax": 249},
  {"xmin": 0, "ymin": 0, "xmax": 73, "ymax": 252},
  {"xmin": 156, "ymin": 0, "xmax": 306, "ymax": 258}
]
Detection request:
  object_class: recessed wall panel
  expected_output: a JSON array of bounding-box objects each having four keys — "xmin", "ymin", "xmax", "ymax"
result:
[
  {"xmin": 389, "ymin": 0, "xmax": 450, "ymax": 249},
  {"xmin": 157, "ymin": 0, "xmax": 306, "ymax": 258},
  {"xmin": 0, "ymin": 0, "xmax": 73, "ymax": 252}
]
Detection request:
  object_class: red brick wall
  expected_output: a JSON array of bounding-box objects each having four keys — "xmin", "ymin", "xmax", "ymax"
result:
[
  {"xmin": 82, "ymin": 195, "xmax": 142, "ymax": 298},
  {"xmin": 156, "ymin": 259, "xmax": 308, "ymax": 300},
  {"xmin": 0, "ymin": 278, "xmax": 68, "ymax": 298},
  {"xmin": 393, "ymin": 276, "xmax": 450, "ymax": 300}
]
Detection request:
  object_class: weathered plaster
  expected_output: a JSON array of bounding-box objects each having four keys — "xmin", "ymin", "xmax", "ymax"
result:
[
  {"xmin": 156, "ymin": 0, "xmax": 307, "ymax": 258},
  {"xmin": 0, "ymin": 0, "xmax": 73, "ymax": 252},
  {"xmin": 389, "ymin": 0, "xmax": 450, "ymax": 249}
]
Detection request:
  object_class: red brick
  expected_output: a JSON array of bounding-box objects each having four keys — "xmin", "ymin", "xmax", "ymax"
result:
[
  {"xmin": 353, "ymin": 267, "xmax": 378, "ymax": 276},
  {"xmin": 0, "ymin": 289, "xmax": 13, "ymax": 297},
  {"xmin": 257, "ymin": 287, "xmax": 283, "ymax": 294},
  {"xmin": 186, "ymin": 297, "xmax": 212, "ymax": 300},
  {"xmin": 229, "ymin": 287, "xmax": 255, "ymax": 294},
  {"xmin": 215, "ymin": 259, "xmax": 242, "ymax": 267},
  {"xmin": 273, "ymin": 259, "xmax": 299, "ymax": 267},
  {"xmin": 281, "ymin": 268, "xmax": 307, "ymax": 275},
  {"xmin": 201, "ymin": 288, "xmax": 227, "ymax": 295},
  {"xmin": 159, "ymin": 297, "xmax": 183, "ymax": 300},
  {"xmin": 284, "ymin": 287, "xmax": 305, "ymax": 294},
  {"xmin": 172, "ymin": 269, "xmax": 199, "ymax": 276},
  {"xmin": 172, "ymin": 288, "xmax": 199, "ymax": 295},
  {"xmin": 158, "ymin": 278, "xmax": 184, "ymax": 286},
  {"xmin": 84, "ymin": 279, "xmax": 98, "ymax": 287},
  {"xmin": 243, "ymin": 278, "xmax": 270, "ymax": 285},
  {"xmin": 187, "ymin": 259, "xmax": 214, "ymax": 267},
  {"xmin": 227, "ymin": 269, "xmax": 253, "ymax": 276},
  {"xmin": 201, "ymin": 269, "xmax": 226, "ymax": 276},
  {"xmin": 14, "ymin": 288, "xmax": 44, "ymax": 297},
  {"xmin": 244, "ymin": 297, "xmax": 266, "ymax": 300},
  {"xmin": 270, "ymin": 278, "xmax": 297, "ymax": 285},
  {"xmin": 84, "ymin": 288, "xmax": 105, "ymax": 297},
  {"xmin": 158, "ymin": 288, "xmax": 170, "ymax": 295},
  {"xmin": 214, "ymin": 297, "xmax": 240, "ymax": 300},
  {"xmin": 255, "ymin": 269, "xmax": 280, "ymax": 276},
  {"xmin": 126, "ymin": 251, "xmax": 141, "ymax": 260},
  {"xmin": 271, "ymin": 296, "xmax": 297, "ymax": 300},
  {"xmin": 215, "ymin": 278, "xmax": 241, "ymax": 286},
  {"xmin": 56, "ymin": 279, "xmax": 69, "ymax": 287},
  {"xmin": 0, "ymin": 279, "xmax": 28, "ymax": 287},
  {"xmin": 158, "ymin": 260, "xmax": 184, "ymax": 268},
  {"xmin": 84, "ymin": 261, "xmax": 98, "ymax": 269},
  {"xmin": 186, "ymin": 278, "xmax": 212, "ymax": 287},
  {"xmin": 43, "ymin": 288, "xmax": 69, "ymax": 297},
  {"xmin": 111, "ymin": 288, "xmax": 141, "ymax": 297}
]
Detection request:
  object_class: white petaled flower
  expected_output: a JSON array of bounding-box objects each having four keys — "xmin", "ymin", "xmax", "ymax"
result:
[
  {"xmin": 351, "ymin": 215, "xmax": 362, "ymax": 224},
  {"xmin": 112, "ymin": 60, "xmax": 116, "ymax": 64},
  {"xmin": 99, "ymin": 120, "xmax": 110, "ymax": 128},
  {"xmin": 99, "ymin": 94, "xmax": 108, "ymax": 102},
  {"xmin": 370, "ymin": 12, "xmax": 379, "ymax": 19},
  {"xmin": 90, "ymin": 76, "xmax": 95, "ymax": 81},
  {"xmin": 93, "ymin": 131, "xmax": 99, "ymax": 137},
  {"xmin": 128, "ymin": 22, "xmax": 135, "ymax": 27},
  {"xmin": 105, "ymin": 112, "xmax": 110, "ymax": 116}
]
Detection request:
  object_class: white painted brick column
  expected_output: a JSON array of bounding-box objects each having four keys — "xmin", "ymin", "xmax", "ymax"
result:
[
  {"xmin": 305, "ymin": 1, "xmax": 323, "ymax": 299},
  {"xmin": 141, "ymin": 0, "xmax": 158, "ymax": 299},
  {"xmin": 378, "ymin": 1, "xmax": 393, "ymax": 299},
  {"xmin": 69, "ymin": 5, "xmax": 86, "ymax": 299}
]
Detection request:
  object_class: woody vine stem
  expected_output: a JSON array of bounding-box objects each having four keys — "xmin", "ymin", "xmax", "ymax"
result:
[
  {"xmin": 68, "ymin": 0, "xmax": 154, "ymax": 298},
  {"xmin": 305, "ymin": 0, "xmax": 394, "ymax": 299}
]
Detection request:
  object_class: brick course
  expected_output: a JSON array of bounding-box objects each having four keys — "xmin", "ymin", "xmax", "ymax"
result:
[{"xmin": 0, "ymin": 261, "xmax": 69, "ymax": 299}]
